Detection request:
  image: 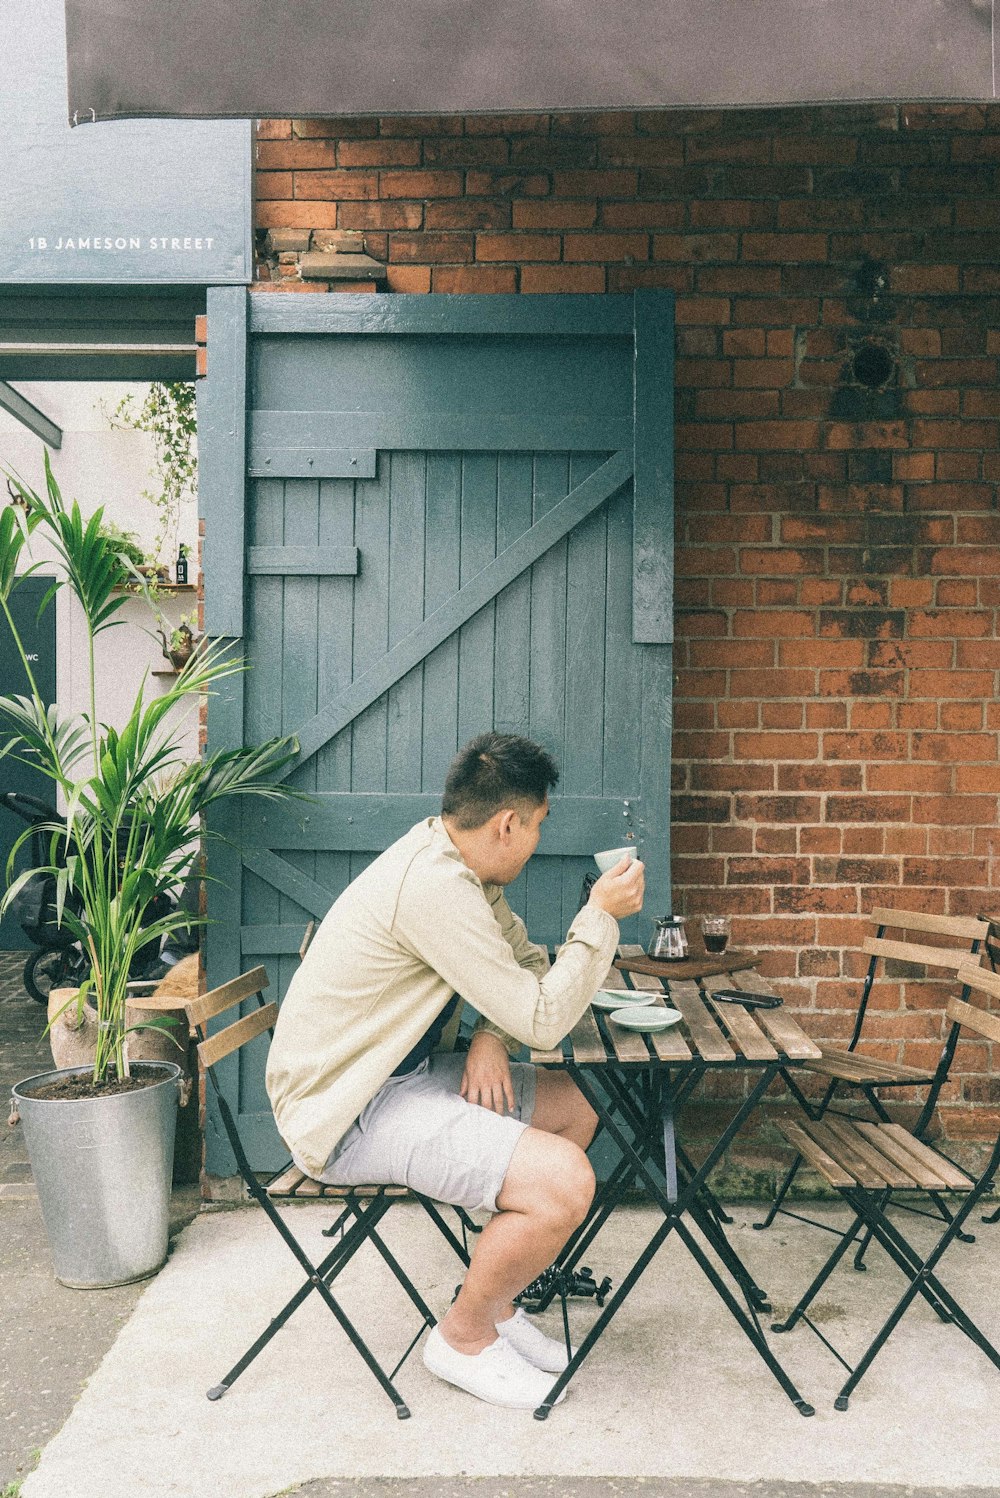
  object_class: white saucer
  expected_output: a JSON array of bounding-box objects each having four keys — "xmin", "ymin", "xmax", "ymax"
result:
[
  {"xmin": 590, "ymin": 989, "xmax": 650, "ymax": 1011},
  {"xmin": 609, "ymin": 1005, "xmax": 684, "ymax": 1032}
]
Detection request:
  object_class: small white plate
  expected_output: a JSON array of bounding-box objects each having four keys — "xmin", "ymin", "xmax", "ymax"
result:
[
  {"xmin": 591, "ymin": 989, "xmax": 650, "ymax": 1011},
  {"xmin": 609, "ymin": 1005, "xmax": 684, "ymax": 1033}
]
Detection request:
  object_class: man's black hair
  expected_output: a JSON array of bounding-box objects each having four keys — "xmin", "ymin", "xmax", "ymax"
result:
[{"xmin": 442, "ymin": 733, "xmax": 559, "ymax": 830}]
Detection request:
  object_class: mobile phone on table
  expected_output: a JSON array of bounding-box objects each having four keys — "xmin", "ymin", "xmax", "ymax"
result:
[{"xmin": 711, "ymin": 989, "xmax": 783, "ymax": 1010}]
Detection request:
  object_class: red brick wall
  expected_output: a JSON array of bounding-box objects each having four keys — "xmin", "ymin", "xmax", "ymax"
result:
[{"xmin": 254, "ymin": 104, "xmax": 1000, "ymax": 1153}]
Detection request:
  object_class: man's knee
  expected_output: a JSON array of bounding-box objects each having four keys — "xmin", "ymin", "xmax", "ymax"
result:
[
  {"xmin": 558, "ymin": 1140, "xmax": 596, "ymax": 1223},
  {"xmin": 499, "ymin": 1129, "xmax": 595, "ymax": 1225}
]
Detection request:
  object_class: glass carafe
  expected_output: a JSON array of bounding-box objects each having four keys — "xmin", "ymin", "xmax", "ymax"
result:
[{"xmin": 648, "ymin": 916, "xmax": 689, "ymax": 962}]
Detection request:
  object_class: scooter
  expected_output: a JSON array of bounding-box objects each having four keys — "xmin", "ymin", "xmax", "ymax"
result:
[{"xmin": 0, "ymin": 791, "xmax": 190, "ymax": 1004}]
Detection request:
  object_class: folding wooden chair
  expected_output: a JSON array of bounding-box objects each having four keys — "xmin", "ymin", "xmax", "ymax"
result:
[
  {"xmin": 770, "ymin": 964, "xmax": 1000, "ymax": 1409},
  {"xmin": 184, "ymin": 966, "xmax": 476, "ymax": 1418},
  {"xmin": 756, "ymin": 907, "xmax": 987, "ymax": 1261},
  {"xmin": 976, "ymin": 912, "xmax": 1000, "ymax": 1225}
]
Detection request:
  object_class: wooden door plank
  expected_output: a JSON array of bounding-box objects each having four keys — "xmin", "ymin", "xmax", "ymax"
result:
[
  {"xmin": 248, "ymin": 449, "xmax": 376, "ymax": 479},
  {"xmin": 202, "ymin": 285, "xmax": 247, "ymax": 639},
  {"xmin": 637, "ymin": 642, "xmax": 674, "ymax": 944},
  {"xmin": 249, "ymin": 293, "xmax": 636, "ymax": 339},
  {"xmin": 601, "ymin": 483, "xmax": 643, "ymax": 951},
  {"xmin": 200, "ymin": 287, "xmax": 250, "ymax": 1177},
  {"xmin": 251, "ymin": 407, "xmax": 632, "ymax": 458},
  {"xmin": 702, "ymin": 975, "xmax": 778, "ymax": 1061},
  {"xmin": 285, "ymin": 449, "xmax": 633, "ymax": 774},
  {"xmin": 247, "ymin": 545, "xmax": 359, "ymax": 575},
  {"xmin": 250, "ymin": 793, "xmax": 651, "ymax": 854},
  {"xmin": 457, "ymin": 452, "xmax": 498, "ymax": 744},
  {"xmin": 526, "ymin": 453, "xmax": 571, "ymax": 950},
  {"xmin": 494, "ymin": 452, "xmax": 534, "ymax": 737},
  {"xmin": 386, "ymin": 452, "xmax": 427, "ymax": 799},
  {"xmin": 632, "ymin": 290, "xmax": 674, "ymax": 645},
  {"xmin": 561, "ymin": 452, "xmax": 611, "ymax": 935}
]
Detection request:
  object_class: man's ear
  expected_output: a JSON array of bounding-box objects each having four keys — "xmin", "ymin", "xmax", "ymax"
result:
[{"xmin": 495, "ymin": 808, "xmax": 516, "ymax": 841}]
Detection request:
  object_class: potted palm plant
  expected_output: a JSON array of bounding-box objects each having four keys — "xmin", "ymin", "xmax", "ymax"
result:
[{"xmin": 1, "ymin": 457, "xmax": 299, "ymax": 1287}]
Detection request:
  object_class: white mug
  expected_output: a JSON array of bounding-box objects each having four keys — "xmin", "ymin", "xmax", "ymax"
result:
[{"xmin": 594, "ymin": 845, "xmax": 637, "ymax": 874}]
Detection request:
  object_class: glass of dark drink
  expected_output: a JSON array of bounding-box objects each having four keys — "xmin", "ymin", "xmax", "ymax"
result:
[{"xmin": 701, "ymin": 915, "xmax": 730, "ymax": 953}]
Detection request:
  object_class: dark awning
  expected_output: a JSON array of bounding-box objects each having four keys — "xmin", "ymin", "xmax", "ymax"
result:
[{"xmin": 64, "ymin": 0, "xmax": 996, "ymax": 125}]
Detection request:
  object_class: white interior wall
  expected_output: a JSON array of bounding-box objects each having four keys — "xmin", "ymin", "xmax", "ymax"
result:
[{"xmin": 0, "ymin": 382, "xmax": 201, "ymax": 768}]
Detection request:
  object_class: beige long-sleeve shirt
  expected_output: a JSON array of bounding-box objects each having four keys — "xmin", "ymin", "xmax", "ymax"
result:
[{"xmin": 265, "ymin": 816, "xmax": 619, "ymax": 1176}]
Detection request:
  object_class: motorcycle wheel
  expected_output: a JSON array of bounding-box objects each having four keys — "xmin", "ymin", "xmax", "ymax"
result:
[{"xmin": 23, "ymin": 948, "xmax": 83, "ymax": 1006}]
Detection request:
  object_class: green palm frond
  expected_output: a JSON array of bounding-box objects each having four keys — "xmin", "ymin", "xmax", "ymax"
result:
[
  {"xmin": 0, "ymin": 495, "xmax": 45, "ymax": 604},
  {"xmin": 0, "ymin": 459, "xmax": 302, "ymax": 1083}
]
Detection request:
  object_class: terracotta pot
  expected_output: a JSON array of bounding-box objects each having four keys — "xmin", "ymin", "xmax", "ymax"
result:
[{"xmin": 47, "ymin": 987, "xmax": 191, "ymax": 1096}]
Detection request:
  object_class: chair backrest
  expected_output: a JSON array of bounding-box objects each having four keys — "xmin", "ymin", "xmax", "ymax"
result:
[
  {"xmin": 850, "ymin": 907, "xmax": 988, "ymax": 1053},
  {"xmin": 952, "ymin": 965, "xmax": 1000, "ymax": 1043},
  {"xmin": 181, "ymin": 967, "xmax": 276, "ymax": 1189},
  {"xmin": 948, "ymin": 966, "xmax": 1000, "ymax": 1178},
  {"xmin": 182, "ymin": 965, "xmax": 276, "ymax": 1066}
]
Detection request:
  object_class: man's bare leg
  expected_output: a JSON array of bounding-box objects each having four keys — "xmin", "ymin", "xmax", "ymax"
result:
[
  {"xmin": 438, "ymin": 1127, "xmax": 595, "ymax": 1355},
  {"xmin": 530, "ymin": 1069, "xmax": 598, "ymax": 1152}
]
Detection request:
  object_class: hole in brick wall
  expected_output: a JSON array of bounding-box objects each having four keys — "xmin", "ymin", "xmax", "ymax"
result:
[{"xmin": 851, "ymin": 342, "xmax": 895, "ymax": 390}]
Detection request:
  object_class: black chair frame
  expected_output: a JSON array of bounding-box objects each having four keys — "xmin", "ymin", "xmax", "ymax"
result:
[
  {"xmin": 756, "ymin": 910, "xmax": 986, "ymax": 1263},
  {"xmin": 191, "ymin": 969, "xmax": 476, "ymax": 1419},
  {"xmin": 771, "ymin": 987, "xmax": 1000, "ymax": 1409}
]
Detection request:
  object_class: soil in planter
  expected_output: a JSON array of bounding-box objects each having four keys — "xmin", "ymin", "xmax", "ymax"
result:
[{"xmin": 26, "ymin": 1066, "xmax": 167, "ymax": 1101}]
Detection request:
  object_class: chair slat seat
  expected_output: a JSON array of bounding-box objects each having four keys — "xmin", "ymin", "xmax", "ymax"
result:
[
  {"xmin": 803, "ymin": 1045, "xmax": 936, "ymax": 1085},
  {"xmin": 776, "ymin": 1117, "xmax": 972, "ymax": 1194},
  {"xmin": 266, "ymin": 1167, "xmax": 410, "ymax": 1202}
]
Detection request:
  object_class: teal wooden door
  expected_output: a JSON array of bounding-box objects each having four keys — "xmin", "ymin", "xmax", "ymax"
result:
[{"xmin": 199, "ymin": 290, "xmax": 674, "ymax": 1172}]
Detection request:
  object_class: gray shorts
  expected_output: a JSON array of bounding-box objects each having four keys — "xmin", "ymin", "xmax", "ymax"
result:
[{"xmin": 295, "ymin": 1052, "xmax": 537, "ymax": 1214}]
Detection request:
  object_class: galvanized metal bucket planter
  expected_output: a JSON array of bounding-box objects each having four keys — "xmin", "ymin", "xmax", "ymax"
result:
[{"xmin": 12, "ymin": 1062, "xmax": 182, "ymax": 1288}]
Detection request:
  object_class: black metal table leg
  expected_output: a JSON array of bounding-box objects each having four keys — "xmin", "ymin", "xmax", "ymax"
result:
[{"xmin": 532, "ymin": 1060, "xmax": 811, "ymax": 1418}]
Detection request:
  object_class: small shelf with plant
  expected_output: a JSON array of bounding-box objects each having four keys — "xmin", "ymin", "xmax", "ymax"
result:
[{"xmin": 108, "ymin": 381, "xmax": 197, "ymax": 589}]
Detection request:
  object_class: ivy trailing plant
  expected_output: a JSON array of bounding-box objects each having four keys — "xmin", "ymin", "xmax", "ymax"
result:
[{"xmin": 108, "ymin": 382, "xmax": 197, "ymax": 570}]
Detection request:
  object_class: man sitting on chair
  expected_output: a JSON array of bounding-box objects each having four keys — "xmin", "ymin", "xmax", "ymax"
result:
[{"xmin": 266, "ymin": 732, "xmax": 644, "ymax": 1409}]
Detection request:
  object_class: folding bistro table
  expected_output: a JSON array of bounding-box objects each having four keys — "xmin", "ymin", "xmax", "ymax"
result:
[{"xmin": 528, "ymin": 944, "xmax": 823, "ymax": 1419}]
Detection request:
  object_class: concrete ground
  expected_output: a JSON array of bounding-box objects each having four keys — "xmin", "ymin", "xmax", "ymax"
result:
[
  {"xmin": 0, "ymin": 953, "xmax": 204, "ymax": 1493},
  {"xmin": 4, "ymin": 951, "xmax": 1000, "ymax": 1498},
  {"xmin": 13, "ymin": 1197, "xmax": 1000, "ymax": 1498}
]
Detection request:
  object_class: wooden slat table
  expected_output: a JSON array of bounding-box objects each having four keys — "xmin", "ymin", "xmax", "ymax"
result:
[{"xmin": 529, "ymin": 945, "xmax": 822, "ymax": 1422}]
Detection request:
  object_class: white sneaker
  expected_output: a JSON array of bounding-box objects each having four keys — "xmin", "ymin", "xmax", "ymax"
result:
[
  {"xmin": 422, "ymin": 1325, "xmax": 565, "ymax": 1409},
  {"xmin": 496, "ymin": 1306, "xmax": 576, "ymax": 1373}
]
